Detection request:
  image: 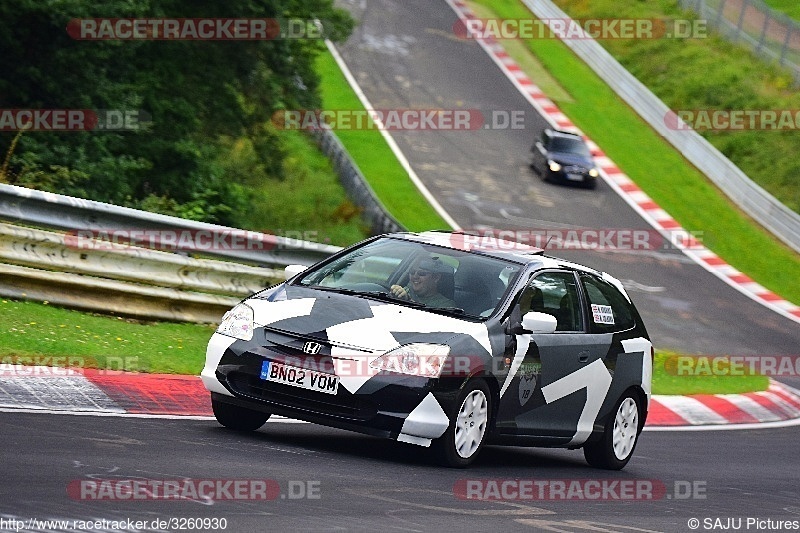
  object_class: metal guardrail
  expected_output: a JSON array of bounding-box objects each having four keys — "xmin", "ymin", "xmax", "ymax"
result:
[
  {"xmin": 0, "ymin": 183, "xmax": 342, "ymax": 268},
  {"xmin": 0, "ymin": 177, "xmax": 353, "ymax": 321},
  {"xmin": 524, "ymin": 0, "xmax": 800, "ymax": 254},
  {"xmin": 679, "ymin": 0, "xmax": 800, "ymax": 85},
  {"xmin": 0, "ymin": 221, "xmax": 288, "ymax": 322},
  {"xmin": 0, "ymin": 223, "xmax": 282, "ymax": 296}
]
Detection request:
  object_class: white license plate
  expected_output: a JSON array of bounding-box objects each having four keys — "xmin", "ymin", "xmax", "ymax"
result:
[
  {"xmin": 260, "ymin": 361, "xmax": 339, "ymax": 395},
  {"xmin": 566, "ymin": 173, "xmax": 584, "ymax": 181}
]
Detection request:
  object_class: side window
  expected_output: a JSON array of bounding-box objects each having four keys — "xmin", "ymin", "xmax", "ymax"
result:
[
  {"xmin": 523, "ymin": 271, "xmax": 583, "ymax": 332},
  {"xmin": 580, "ymin": 275, "xmax": 635, "ymax": 333}
]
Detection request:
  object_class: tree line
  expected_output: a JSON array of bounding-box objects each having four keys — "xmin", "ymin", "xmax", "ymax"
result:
[{"xmin": 0, "ymin": 0, "xmax": 354, "ymax": 225}]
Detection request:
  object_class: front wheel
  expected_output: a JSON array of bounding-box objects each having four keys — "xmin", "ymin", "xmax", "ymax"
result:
[
  {"xmin": 212, "ymin": 397, "xmax": 270, "ymax": 432},
  {"xmin": 583, "ymin": 392, "xmax": 640, "ymax": 470},
  {"xmin": 433, "ymin": 380, "xmax": 492, "ymax": 468}
]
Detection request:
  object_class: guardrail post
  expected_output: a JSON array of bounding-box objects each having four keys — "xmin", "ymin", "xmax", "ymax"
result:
[
  {"xmin": 779, "ymin": 23, "xmax": 792, "ymax": 66},
  {"xmin": 757, "ymin": 9, "xmax": 771, "ymax": 53},
  {"xmin": 715, "ymin": 0, "xmax": 727, "ymax": 29},
  {"xmin": 735, "ymin": 0, "xmax": 749, "ymax": 43}
]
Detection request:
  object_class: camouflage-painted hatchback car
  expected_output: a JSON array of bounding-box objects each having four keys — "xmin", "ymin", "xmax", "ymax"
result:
[{"xmin": 202, "ymin": 231, "xmax": 653, "ymax": 469}]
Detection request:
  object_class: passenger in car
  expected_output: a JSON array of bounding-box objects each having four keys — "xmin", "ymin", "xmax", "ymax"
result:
[{"xmin": 390, "ymin": 257, "xmax": 456, "ymax": 308}]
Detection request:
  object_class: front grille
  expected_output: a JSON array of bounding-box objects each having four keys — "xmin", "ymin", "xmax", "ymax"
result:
[
  {"xmin": 563, "ymin": 165, "xmax": 587, "ymax": 173},
  {"xmin": 226, "ymin": 371, "xmax": 377, "ymax": 421}
]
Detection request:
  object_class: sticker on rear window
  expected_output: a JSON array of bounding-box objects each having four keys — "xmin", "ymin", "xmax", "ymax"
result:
[{"xmin": 591, "ymin": 304, "xmax": 614, "ymax": 324}]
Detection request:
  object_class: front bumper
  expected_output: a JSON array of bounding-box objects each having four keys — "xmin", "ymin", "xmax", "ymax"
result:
[
  {"xmin": 202, "ymin": 332, "xmax": 454, "ymax": 446},
  {"xmin": 547, "ymin": 168, "xmax": 596, "ymax": 185}
]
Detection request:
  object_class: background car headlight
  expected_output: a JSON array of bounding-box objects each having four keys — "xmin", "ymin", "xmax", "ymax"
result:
[
  {"xmin": 547, "ymin": 160, "xmax": 562, "ymax": 172},
  {"xmin": 370, "ymin": 343, "xmax": 451, "ymax": 378},
  {"xmin": 589, "ymin": 168, "xmax": 599, "ymax": 177},
  {"xmin": 216, "ymin": 303, "xmax": 254, "ymax": 341}
]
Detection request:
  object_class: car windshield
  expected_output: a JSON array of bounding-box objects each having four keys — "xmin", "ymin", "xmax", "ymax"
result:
[
  {"xmin": 295, "ymin": 237, "xmax": 522, "ymax": 318},
  {"xmin": 549, "ymin": 137, "xmax": 591, "ymax": 157}
]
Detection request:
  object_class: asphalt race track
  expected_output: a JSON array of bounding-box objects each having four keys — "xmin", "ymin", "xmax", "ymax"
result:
[
  {"xmin": 3, "ymin": 412, "xmax": 800, "ymax": 532},
  {"xmin": 1, "ymin": 2, "xmax": 799, "ymax": 532}
]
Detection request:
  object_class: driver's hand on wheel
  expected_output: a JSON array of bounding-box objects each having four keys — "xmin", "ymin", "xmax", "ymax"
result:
[{"xmin": 390, "ymin": 285, "xmax": 409, "ymax": 300}]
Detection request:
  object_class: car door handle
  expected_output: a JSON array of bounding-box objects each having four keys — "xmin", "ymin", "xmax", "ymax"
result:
[{"xmin": 578, "ymin": 351, "xmax": 590, "ymax": 363}]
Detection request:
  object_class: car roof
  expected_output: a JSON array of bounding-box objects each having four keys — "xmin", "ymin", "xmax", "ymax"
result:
[
  {"xmin": 546, "ymin": 129, "xmax": 585, "ymax": 141},
  {"xmin": 383, "ymin": 231, "xmax": 603, "ymax": 275}
]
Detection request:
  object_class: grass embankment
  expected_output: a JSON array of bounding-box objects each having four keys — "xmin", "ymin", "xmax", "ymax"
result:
[
  {"xmin": 0, "ymin": 299, "xmax": 769, "ymax": 394},
  {"xmin": 315, "ymin": 51, "xmax": 449, "ymax": 231},
  {"xmin": 762, "ymin": 0, "xmax": 800, "ymax": 20},
  {"xmin": 470, "ymin": 0, "xmax": 800, "ymax": 306},
  {"xmin": 231, "ymin": 128, "xmax": 368, "ymax": 247}
]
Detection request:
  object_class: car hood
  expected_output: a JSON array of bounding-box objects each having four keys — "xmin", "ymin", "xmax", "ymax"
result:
[
  {"xmin": 246, "ymin": 285, "xmax": 492, "ymax": 355},
  {"xmin": 549, "ymin": 152, "xmax": 593, "ymax": 167}
]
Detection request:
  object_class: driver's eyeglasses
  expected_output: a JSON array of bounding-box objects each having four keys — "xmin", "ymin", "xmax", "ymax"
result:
[{"xmin": 409, "ymin": 269, "xmax": 432, "ymax": 277}]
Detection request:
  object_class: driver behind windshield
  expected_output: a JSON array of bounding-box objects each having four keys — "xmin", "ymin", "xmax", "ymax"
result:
[{"xmin": 390, "ymin": 257, "xmax": 455, "ymax": 308}]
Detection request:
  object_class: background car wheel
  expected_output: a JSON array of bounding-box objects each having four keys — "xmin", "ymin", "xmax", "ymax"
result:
[
  {"xmin": 212, "ymin": 397, "xmax": 270, "ymax": 432},
  {"xmin": 433, "ymin": 380, "xmax": 492, "ymax": 468},
  {"xmin": 583, "ymin": 392, "xmax": 640, "ymax": 470}
]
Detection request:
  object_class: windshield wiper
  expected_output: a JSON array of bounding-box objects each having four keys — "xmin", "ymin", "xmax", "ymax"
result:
[
  {"xmin": 303, "ymin": 285, "xmax": 361, "ymax": 296},
  {"xmin": 304, "ymin": 287, "xmax": 467, "ymax": 315},
  {"xmin": 432, "ymin": 307, "xmax": 466, "ymax": 315},
  {"xmin": 362, "ymin": 291, "xmax": 428, "ymax": 308},
  {"xmin": 366, "ymin": 293, "xmax": 467, "ymax": 315}
]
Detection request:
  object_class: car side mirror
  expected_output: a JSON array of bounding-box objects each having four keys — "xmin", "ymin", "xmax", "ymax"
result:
[
  {"xmin": 521, "ymin": 311, "xmax": 557, "ymax": 334},
  {"xmin": 284, "ymin": 264, "xmax": 307, "ymax": 279}
]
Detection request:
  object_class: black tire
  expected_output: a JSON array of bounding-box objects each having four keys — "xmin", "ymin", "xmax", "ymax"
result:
[
  {"xmin": 433, "ymin": 380, "xmax": 492, "ymax": 468},
  {"xmin": 212, "ymin": 397, "xmax": 270, "ymax": 432},
  {"xmin": 583, "ymin": 392, "xmax": 641, "ymax": 470}
]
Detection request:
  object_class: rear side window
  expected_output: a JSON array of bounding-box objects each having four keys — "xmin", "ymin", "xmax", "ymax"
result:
[
  {"xmin": 525, "ymin": 271, "xmax": 583, "ymax": 332},
  {"xmin": 580, "ymin": 274, "xmax": 635, "ymax": 333}
]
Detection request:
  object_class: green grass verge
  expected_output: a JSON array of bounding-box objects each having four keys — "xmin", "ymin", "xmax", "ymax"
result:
[
  {"xmin": 762, "ymin": 0, "xmax": 800, "ymax": 20},
  {"xmin": 0, "ymin": 299, "xmax": 211, "ymax": 375},
  {"xmin": 652, "ymin": 351, "xmax": 768, "ymax": 395},
  {"xmin": 315, "ymin": 50, "xmax": 449, "ymax": 231},
  {"xmin": 471, "ymin": 0, "xmax": 800, "ymax": 306},
  {"xmin": 0, "ymin": 298, "xmax": 770, "ymax": 394}
]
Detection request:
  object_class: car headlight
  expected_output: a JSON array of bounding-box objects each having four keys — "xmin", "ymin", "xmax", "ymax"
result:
[
  {"xmin": 216, "ymin": 303, "xmax": 254, "ymax": 341},
  {"xmin": 369, "ymin": 343, "xmax": 451, "ymax": 378},
  {"xmin": 589, "ymin": 168, "xmax": 599, "ymax": 177},
  {"xmin": 548, "ymin": 160, "xmax": 562, "ymax": 172}
]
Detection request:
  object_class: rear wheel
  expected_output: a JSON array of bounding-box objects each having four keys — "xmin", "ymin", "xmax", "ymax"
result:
[
  {"xmin": 433, "ymin": 380, "xmax": 491, "ymax": 468},
  {"xmin": 212, "ymin": 397, "xmax": 270, "ymax": 432},
  {"xmin": 583, "ymin": 392, "xmax": 640, "ymax": 470}
]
